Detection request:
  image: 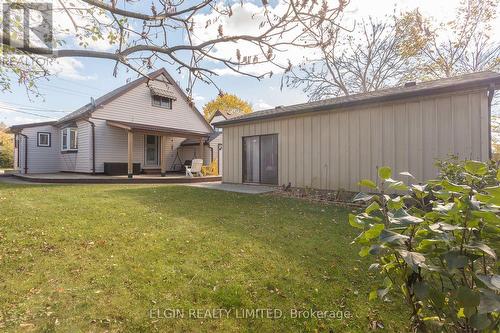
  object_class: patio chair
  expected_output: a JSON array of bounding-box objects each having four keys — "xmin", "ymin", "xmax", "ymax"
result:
[{"xmin": 186, "ymin": 159, "xmax": 203, "ymax": 177}]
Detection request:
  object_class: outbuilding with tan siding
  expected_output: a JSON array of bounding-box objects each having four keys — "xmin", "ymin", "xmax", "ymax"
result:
[{"xmin": 214, "ymin": 71, "xmax": 500, "ymax": 192}]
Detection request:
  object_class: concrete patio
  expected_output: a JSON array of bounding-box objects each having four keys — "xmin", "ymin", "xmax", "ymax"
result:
[
  {"xmin": 2, "ymin": 173, "xmax": 276, "ymax": 194},
  {"xmin": 188, "ymin": 182, "xmax": 275, "ymax": 194}
]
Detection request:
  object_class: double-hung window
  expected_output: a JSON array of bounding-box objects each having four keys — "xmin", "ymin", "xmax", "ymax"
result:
[
  {"xmin": 152, "ymin": 95, "xmax": 173, "ymax": 109},
  {"xmin": 37, "ymin": 132, "xmax": 51, "ymax": 147},
  {"xmin": 61, "ymin": 128, "xmax": 78, "ymax": 151}
]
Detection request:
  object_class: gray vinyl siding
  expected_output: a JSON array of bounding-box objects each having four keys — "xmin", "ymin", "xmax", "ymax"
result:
[
  {"xmin": 59, "ymin": 120, "xmax": 91, "ymax": 173},
  {"xmin": 92, "ymin": 117, "xmax": 187, "ymax": 172},
  {"xmin": 17, "ymin": 125, "xmax": 59, "ymax": 174},
  {"xmin": 178, "ymin": 145, "xmax": 212, "ymax": 165},
  {"xmin": 209, "ymin": 134, "xmax": 223, "ymax": 175},
  {"xmin": 164, "ymin": 137, "xmax": 185, "ymax": 171},
  {"xmin": 87, "ymin": 74, "xmax": 212, "ymax": 172},
  {"xmin": 222, "ymin": 89, "xmax": 490, "ymax": 191},
  {"xmin": 91, "ymin": 74, "xmax": 212, "ymax": 133},
  {"xmin": 12, "ymin": 74, "xmax": 212, "ymax": 174}
]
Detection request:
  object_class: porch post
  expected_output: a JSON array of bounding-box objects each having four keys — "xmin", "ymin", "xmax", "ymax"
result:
[
  {"xmin": 127, "ymin": 130, "xmax": 133, "ymax": 178},
  {"xmin": 199, "ymin": 137, "xmax": 204, "ymax": 164},
  {"xmin": 160, "ymin": 135, "xmax": 167, "ymax": 177}
]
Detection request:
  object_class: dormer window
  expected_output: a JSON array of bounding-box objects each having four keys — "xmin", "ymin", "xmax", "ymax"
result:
[
  {"xmin": 152, "ymin": 95, "xmax": 173, "ymax": 109},
  {"xmin": 150, "ymin": 85, "xmax": 176, "ymax": 109}
]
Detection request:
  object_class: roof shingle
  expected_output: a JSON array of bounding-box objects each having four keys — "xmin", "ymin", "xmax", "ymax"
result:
[{"xmin": 214, "ymin": 71, "xmax": 500, "ymax": 127}]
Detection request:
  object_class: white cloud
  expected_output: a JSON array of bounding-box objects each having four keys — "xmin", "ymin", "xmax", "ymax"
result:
[
  {"xmin": 253, "ymin": 99, "xmax": 272, "ymax": 110},
  {"xmin": 193, "ymin": 93, "xmax": 205, "ymax": 102},
  {"xmin": 51, "ymin": 0, "xmax": 115, "ymax": 51},
  {"xmin": 192, "ymin": 0, "xmax": 500, "ymax": 77},
  {"xmin": 7, "ymin": 0, "xmax": 116, "ymax": 80},
  {"xmin": 192, "ymin": 1, "xmax": 316, "ymax": 77},
  {"xmin": 49, "ymin": 58, "xmax": 97, "ymax": 81}
]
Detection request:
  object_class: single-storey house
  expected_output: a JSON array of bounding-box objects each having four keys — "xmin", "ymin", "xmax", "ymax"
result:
[
  {"xmin": 214, "ymin": 71, "xmax": 500, "ymax": 191},
  {"xmin": 8, "ymin": 68, "xmax": 216, "ymax": 177}
]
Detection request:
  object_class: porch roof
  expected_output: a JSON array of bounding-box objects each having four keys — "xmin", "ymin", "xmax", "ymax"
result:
[{"xmin": 106, "ymin": 120, "xmax": 210, "ymax": 138}]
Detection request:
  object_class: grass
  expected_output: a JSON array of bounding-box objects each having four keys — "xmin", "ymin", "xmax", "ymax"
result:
[{"xmin": 0, "ymin": 183, "xmax": 408, "ymax": 332}]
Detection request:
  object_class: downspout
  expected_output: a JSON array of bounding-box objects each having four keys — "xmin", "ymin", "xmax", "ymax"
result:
[
  {"xmin": 18, "ymin": 133, "xmax": 28, "ymax": 174},
  {"xmin": 487, "ymin": 84, "xmax": 495, "ymax": 160},
  {"xmin": 83, "ymin": 118, "xmax": 96, "ymax": 174},
  {"xmin": 15, "ymin": 134, "xmax": 20, "ymax": 169}
]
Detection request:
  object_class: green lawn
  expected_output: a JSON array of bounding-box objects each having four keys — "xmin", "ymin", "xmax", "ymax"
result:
[{"xmin": 0, "ymin": 183, "xmax": 408, "ymax": 332}]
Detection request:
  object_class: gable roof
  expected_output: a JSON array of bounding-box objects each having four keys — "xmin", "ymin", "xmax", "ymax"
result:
[
  {"xmin": 56, "ymin": 68, "xmax": 166, "ymax": 125},
  {"xmin": 208, "ymin": 109, "xmax": 245, "ymax": 123},
  {"xmin": 56, "ymin": 68, "xmax": 211, "ymax": 132},
  {"xmin": 9, "ymin": 68, "xmax": 212, "ymax": 132},
  {"xmin": 214, "ymin": 71, "xmax": 500, "ymax": 127}
]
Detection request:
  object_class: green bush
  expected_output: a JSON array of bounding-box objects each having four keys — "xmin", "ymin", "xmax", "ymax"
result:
[
  {"xmin": 0, "ymin": 129, "xmax": 14, "ymax": 168},
  {"xmin": 349, "ymin": 160, "xmax": 499, "ymax": 332}
]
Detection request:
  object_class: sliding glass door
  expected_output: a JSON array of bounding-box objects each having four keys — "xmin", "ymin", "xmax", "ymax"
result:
[
  {"xmin": 260, "ymin": 134, "xmax": 278, "ymax": 184},
  {"xmin": 242, "ymin": 134, "xmax": 278, "ymax": 185},
  {"xmin": 243, "ymin": 136, "xmax": 260, "ymax": 183}
]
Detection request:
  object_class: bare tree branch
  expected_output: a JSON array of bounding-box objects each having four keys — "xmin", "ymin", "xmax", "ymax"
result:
[{"xmin": 0, "ymin": 0, "xmax": 349, "ymax": 96}]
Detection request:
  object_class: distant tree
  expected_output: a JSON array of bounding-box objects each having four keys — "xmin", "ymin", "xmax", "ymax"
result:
[
  {"xmin": 287, "ymin": 0, "xmax": 499, "ymax": 102},
  {"xmin": 492, "ymin": 115, "xmax": 500, "ymax": 161},
  {"xmin": 203, "ymin": 93, "xmax": 252, "ymax": 121},
  {"xmin": 286, "ymin": 17, "xmax": 413, "ymax": 101},
  {"xmin": 398, "ymin": 0, "xmax": 500, "ymax": 79},
  {"xmin": 0, "ymin": 0, "xmax": 348, "ymax": 96},
  {"xmin": 0, "ymin": 123, "xmax": 14, "ymax": 168}
]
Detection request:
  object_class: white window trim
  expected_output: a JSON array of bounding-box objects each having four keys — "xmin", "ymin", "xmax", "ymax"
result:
[
  {"xmin": 61, "ymin": 127, "xmax": 78, "ymax": 151},
  {"xmin": 37, "ymin": 132, "xmax": 51, "ymax": 147}
]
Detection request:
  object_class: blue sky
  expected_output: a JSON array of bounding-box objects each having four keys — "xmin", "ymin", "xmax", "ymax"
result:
[{"xmin": 1, "ymin": 0, "xmax": 498, "ymax": 126}]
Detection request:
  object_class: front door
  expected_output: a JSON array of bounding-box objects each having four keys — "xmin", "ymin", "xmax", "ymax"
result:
[{"xmin": 145, "ymin": 135, "xmax": 159, "ymax": 166}]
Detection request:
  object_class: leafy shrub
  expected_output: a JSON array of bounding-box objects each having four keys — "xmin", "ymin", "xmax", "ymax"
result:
[
  {"xmin": 0, "ymin": 129, "xmax": 14, "ymax": 168},
  {"xmin": 349, "ymin": 160, "xmax": 499, "ymax": 332}
]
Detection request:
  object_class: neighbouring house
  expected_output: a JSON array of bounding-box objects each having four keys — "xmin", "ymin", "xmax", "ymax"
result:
[
  {"xmin": 214, "ymin": 71, "xmax": 500, "ymax": 191},
  {"xmin": 178, "ymin": 109, "xmax": 244, "ymax": 175},
  {"xmin": 8, "ymin": 68, "xmax": 216, "ymax": 177}
]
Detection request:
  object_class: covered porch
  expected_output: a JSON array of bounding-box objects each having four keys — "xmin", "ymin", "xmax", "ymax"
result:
[{"xmin": 106, "ymin": 120, "xmax": 211, "ymax": 178}]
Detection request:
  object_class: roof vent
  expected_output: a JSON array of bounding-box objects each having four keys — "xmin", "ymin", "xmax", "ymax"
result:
[{"xmin": 404, "ymin": 81, "xmax": 416, "ymax": 87}]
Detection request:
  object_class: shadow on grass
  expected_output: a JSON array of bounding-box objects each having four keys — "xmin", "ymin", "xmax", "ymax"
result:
[
  {"xmin": 104, "ymin": 186, "xmax": 372, "ymax": 284},
  {"xmin": 0, "ymin": 183, "xmax": 409, "ymax": 332}
]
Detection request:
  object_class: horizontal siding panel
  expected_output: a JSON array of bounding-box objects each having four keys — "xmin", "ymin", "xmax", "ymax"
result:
[
  {"xmin": 92, "ymin": 75, "xmax": 211, "ymax": 134},
  {"xmin": 18, "ymin": 125, "xmax": 59, "ymax": 174}
]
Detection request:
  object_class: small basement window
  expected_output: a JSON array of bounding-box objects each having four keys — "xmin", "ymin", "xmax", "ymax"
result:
[
  {"xmin": 152, "ymin": 95, "xmax": 173, "ymax": 109},
  {"xmin": 61, "ymin": 128, "xmax": 78, "ymax": 151},
  {"xmin": 37, "ymin": 132, "xmax": 51, "ymax": 147}
]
